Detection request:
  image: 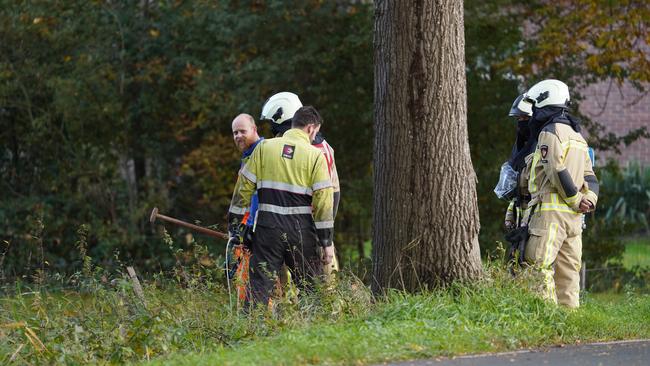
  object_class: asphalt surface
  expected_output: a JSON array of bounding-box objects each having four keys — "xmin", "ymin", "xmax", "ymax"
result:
[{"xmin": 384, "ymin": 340, "xmax": 650, "ymax": 366}]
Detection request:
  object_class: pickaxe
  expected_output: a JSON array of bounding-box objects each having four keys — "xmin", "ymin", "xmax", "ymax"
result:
[{"xmin": 149, "ymin": 207, "xmax": 228, "ymax": 240}]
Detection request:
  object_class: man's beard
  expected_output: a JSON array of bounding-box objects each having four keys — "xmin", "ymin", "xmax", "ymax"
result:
[{"xmin": 236, "ymin": 140, "xmax": 247, "ymax": 151}]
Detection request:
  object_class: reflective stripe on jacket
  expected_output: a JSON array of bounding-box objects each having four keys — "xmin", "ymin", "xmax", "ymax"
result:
[{"xmin": 238, "ymin": 129, "xmax": 334, "ymax": 244}]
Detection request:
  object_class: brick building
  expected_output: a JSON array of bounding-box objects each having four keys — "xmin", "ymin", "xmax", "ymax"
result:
[{"xmin": 579, "ymin": 81, "xmax": 650, "ymax": 166}]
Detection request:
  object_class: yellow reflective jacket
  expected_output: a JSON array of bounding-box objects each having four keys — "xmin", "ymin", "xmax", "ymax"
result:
[{"xmin": 238, "ymin": 129, "xmax": 334, "ymax": 245}]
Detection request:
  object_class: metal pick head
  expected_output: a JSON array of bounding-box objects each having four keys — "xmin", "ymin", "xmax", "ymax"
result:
[{"xmin": 150, "ymin": 207, "xmax": 159, "ymax": 223}]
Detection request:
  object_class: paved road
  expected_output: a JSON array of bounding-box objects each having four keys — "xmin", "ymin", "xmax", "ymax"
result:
[{"xmin": 387, "ymin": 340, "xmax": 650, "ymax": 366}]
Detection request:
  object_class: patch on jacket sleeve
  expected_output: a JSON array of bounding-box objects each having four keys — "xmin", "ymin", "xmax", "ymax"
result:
[
  {"xmin": 282, "ymin": 145, "xmax": 295, "ymax": 159},
  {"xmin": 540, "ymin": 145, "xmax": 548, "ymax": 163}
]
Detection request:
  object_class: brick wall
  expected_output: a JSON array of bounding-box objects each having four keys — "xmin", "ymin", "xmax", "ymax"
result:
[{"xmin": 578, "ymin": 81, "xmax": 650, "ymax": 166}]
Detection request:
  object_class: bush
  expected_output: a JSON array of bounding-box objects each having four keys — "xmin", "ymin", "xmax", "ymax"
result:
[
  {"xmin": 586, "ymin": 265, "xmax": 650, "ymax": 293},
  {"xmin": 599, "ymin": 162, "xmax": 650, "ymax": 233},
  {"xmin": 572, "ymin": 162, "xmax": 650, "ymax": 268}
]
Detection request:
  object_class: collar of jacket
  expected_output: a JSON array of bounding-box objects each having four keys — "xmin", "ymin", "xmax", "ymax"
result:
[
  {"xmin": 283, "ymin": 128, "xmax": 311, "ymax": 143},
  {"xmin": 242, "ymin": 137, "xmax": 264, "ymax": 159}
]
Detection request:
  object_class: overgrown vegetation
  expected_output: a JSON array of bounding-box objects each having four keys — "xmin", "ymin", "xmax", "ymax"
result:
[
  {"xmin": 600, "ymin": 163, "xmax": 650, "ymax": 233},
  {"xmin": 2, "ymin": 237, "xmax": 649, "ymax": 365},
  {"xmin": 1, "ymin": 1, "xmax": 649, "ymax": 363},
  {"xmin": 0, "ymin": 235, "xmax": 373, "ymax": 364},
  {"xmin": 3, "ymin": 1, "xmax": 647, "ymax": 278},
  {"xmin": 0, "ymin": 0, "xmax": 373, "ymax": 277},
  {"xmin": 161, "ymin": 288, "xmax": 650, "ymax": 366}
]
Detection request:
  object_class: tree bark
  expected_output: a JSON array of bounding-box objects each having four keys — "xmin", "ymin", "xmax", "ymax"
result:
[{"xmin": 372, "ymin": 0, "xmax": 482, "ymax": 293}]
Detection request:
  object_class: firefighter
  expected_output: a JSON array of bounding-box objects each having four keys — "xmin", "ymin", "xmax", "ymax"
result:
[
  {"xmin": 260, "ymin": 92, "xmax": 341, "ymax": 281},
  {"xmin": 522, "ymin": 79, "xmax": 599, "ymax": 308},
  {"xmin": 498, "ymin": 94, "xmax": 540, "ymax": 268},
  {"xmin": 237, "ymin": 106, "xmax": 335, "ymax": 305},
  {"xmin": 504, "ymin": 94, "xmax": 534, "ymax": 231}
]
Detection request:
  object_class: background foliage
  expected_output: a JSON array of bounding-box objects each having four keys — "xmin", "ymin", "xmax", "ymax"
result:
[
  {"xmin": 1, "ymin": 0, "xmax": 372, "ymax": 278},
  {"xmin": 1, "ymin": 0, "xmax": 648, "ymax": 279}
]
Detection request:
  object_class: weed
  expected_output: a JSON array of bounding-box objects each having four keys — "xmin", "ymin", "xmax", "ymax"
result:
[{"xmin": 1, "ymin": 226, "xmax": 649, "ymax": 365}]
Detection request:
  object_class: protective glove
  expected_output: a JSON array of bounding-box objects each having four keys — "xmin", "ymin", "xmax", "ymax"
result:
[
  {"xmin": 228, "ymin": 222, "xmax": 244, "ymax": 248},
  {"xmin": 321, "ymin": 245, "xmax": 335, "ymax": 265},
  {"xmin": 319, "ymin": 238, "xmax": 332, "ymax": 248},
  {"xmin": 241, "ymin": 225, "xmax": 254, "ymax": 249},
  {"xmin": 228, "ymin": 220, "xmax": 241, "ymax": 242}
]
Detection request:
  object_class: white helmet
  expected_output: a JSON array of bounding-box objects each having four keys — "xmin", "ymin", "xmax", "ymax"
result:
[
  {"xmin": 523, "ymin": 79, "xmax": 570, "ymax": 109},
  {"xmin": 260, "ymin": 92, "xmax": 303, "ymax": 124}
]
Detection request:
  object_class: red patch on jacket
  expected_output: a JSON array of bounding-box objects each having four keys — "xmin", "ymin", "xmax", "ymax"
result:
[
  {"xmin": 540, "ymin": 145, "xmax": 548, "ymax": 159},
  {"xmin": 282, "ymin": 145, "xmax": 295, "ymax": 159}
]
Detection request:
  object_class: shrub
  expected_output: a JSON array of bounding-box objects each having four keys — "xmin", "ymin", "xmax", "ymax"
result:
[{"xmin": 599, "ymin": 161, "xmax": 650, "ymax": 233}]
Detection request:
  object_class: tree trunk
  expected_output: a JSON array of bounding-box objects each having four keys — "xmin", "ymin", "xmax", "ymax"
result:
[{"xmin": 372, "ymin": 0, "xmax": 482, "ymax": 293}]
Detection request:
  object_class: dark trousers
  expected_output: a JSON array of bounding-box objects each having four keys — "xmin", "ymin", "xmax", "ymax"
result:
[{"xmin": 248, "ymin": 224, "xmax": 323, "ymax": 305}]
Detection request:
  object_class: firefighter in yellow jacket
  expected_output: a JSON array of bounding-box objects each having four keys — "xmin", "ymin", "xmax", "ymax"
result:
[
  {"xmin": 522, "ymin": 79, "xmax": 599, "ymax": 308},
  {"xmin": 237, "ymin": 105, "xmax": 335, "ymax": 305},
  {"xmin": 260, "ymin": 92, "xmax": 341, "ymax": 282}
]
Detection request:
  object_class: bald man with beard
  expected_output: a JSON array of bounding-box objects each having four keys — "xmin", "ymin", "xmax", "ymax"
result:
[{"xmin": 228, "ymin": 113, "xmax": 263, "ymax": 242}]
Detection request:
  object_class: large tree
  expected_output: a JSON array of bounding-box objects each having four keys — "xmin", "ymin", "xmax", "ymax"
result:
[{"xmin": 372, "ymin": 0, "xmax": 482, "ymax": 292}]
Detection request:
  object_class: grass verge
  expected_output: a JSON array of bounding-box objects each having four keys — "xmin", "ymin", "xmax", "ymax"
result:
[
  {"xmin": 149, "ymin": 280, "xmax": 650, "ymax": 366},
  {"xmin": 2, "ymin": 265, "xmax": 649, "ymax": 365}
]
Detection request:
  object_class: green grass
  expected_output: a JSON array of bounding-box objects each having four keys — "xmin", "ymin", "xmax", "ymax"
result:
[
  {"xmin": 150, "ymin": 286, "xmax": 650, "ymax": 366},
  {"xmin": 623, "ymin": 237, "xmax": 650, "ymax": 269},
  {"xmin": 2, "ymin": 266, "xmax": 649, "ymax": 366}
]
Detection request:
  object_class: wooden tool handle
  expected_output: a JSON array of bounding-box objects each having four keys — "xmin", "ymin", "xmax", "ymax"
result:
[{"xmin": 150, "ymin": 207, "xmax": 228, "ymax": 240}]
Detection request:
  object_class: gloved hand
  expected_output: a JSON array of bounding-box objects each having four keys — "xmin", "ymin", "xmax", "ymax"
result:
[
  {"xmin": 321, "ymin": 245, "xmax": 335, "ymax": 265},
  {"xmin": 241, "ymin": 225, "xmax": 254, "ymax": 249},
  {"xmin": 229, "ymin": 234, "xmax": 241, "ymax": 246},
  {"xmin": 228, "ymin": 224, "xmax": 242, "ymax": 246},
  {"xmin": 228, "ymin": 220, "xmax": 241, "ymax": 241}
]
